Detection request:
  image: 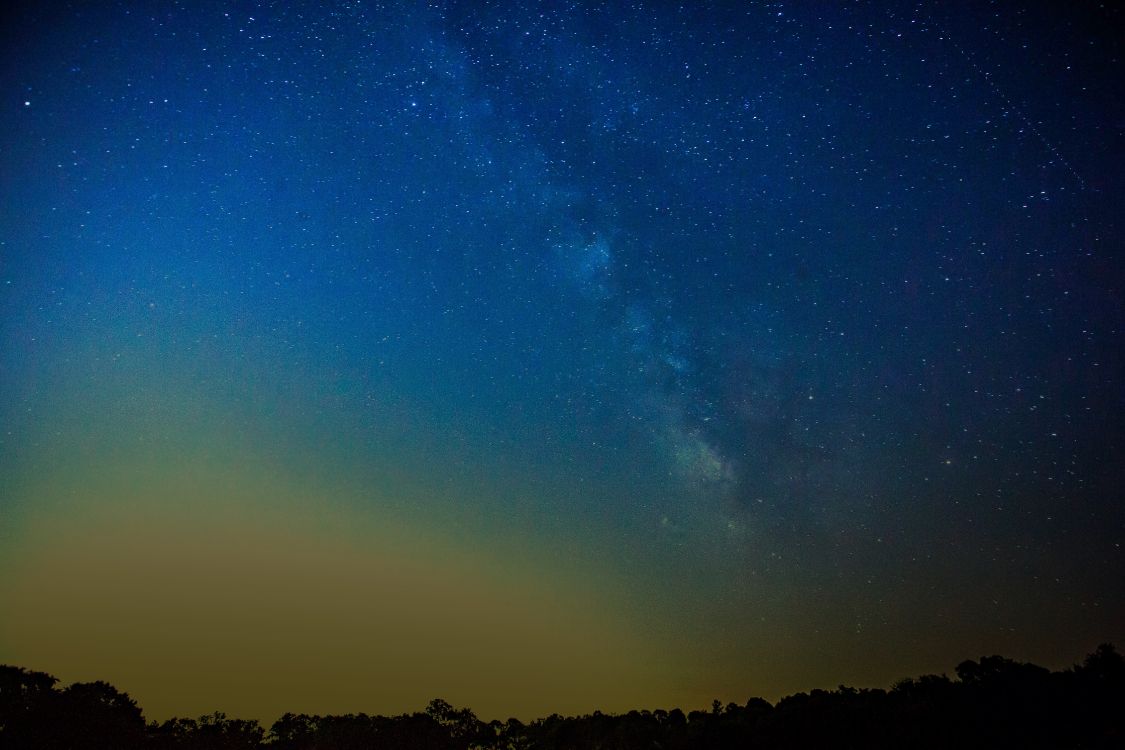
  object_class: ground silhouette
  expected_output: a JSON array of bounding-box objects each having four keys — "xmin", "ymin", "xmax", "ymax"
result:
[{"xmin": 1, "ymin": 645, "xmax": 1121, "ymax": 748}]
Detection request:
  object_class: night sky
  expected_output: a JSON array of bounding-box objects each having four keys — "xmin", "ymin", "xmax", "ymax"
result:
[{"xmin": 1, "ymin": 0, "xmax": 1123, "ymax": 724}]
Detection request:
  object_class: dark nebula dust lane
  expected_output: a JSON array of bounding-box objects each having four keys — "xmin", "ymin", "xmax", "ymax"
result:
[{"xmin": 1, "ymin": 0, "xmax": 1122, "ymax": 722}]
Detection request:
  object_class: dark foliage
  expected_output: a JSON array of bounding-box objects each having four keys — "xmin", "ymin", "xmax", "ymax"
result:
[{"xmin": 1, "ymin": 645, "xmax": 1121, "ymax": 749}]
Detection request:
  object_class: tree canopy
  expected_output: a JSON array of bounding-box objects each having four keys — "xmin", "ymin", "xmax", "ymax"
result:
[{"xmin": 1, "ymin": 645, "xmax": 1121, "ymax": 749}]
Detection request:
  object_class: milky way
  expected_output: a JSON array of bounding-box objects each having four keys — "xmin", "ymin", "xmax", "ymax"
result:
[{"xmin": 1, "ymin": 0, "xmax": 1122, "ymax": 722}]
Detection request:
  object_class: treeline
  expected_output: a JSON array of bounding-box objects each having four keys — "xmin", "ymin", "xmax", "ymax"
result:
[{"xmin": 2, "ymin": 645, "xmax": 1122, "ymax": 749}]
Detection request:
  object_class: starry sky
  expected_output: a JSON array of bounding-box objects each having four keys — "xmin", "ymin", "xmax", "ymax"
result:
[{"xmin": 1, "ymin": 0, "xmax": 1123, "ymax": 724}]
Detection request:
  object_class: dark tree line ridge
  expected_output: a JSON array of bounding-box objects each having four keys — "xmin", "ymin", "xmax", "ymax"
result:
[{"xmin": 1, "ymin": 645, "xmax": 1122, "ymax": 749}]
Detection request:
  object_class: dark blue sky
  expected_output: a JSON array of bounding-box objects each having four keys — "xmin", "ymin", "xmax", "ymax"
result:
[{"xmin": 1, "ymin": 0, "xmax": 1122, "ymax": 720}]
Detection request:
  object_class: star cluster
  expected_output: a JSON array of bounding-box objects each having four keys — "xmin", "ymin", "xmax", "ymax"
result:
[{"xmin": 1, "ymin": 0, "xmax": 1122, "ymax": 722}]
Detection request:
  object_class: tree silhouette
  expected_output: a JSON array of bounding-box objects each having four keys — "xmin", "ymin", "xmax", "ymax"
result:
[
  {"xmin": 1, "ymin": 645, "xmax": 1122, "ymax": 749},
  {"xmin": 0, "ymin": 666, "xmax": 59, "ymax": 747},
  {"xmin": 150, "ymin": 711, "xmax": 265, "ymax": 749},
  {"xmin": 0, "ymin": 676, "xmax": 145, "ymax": 750}
]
